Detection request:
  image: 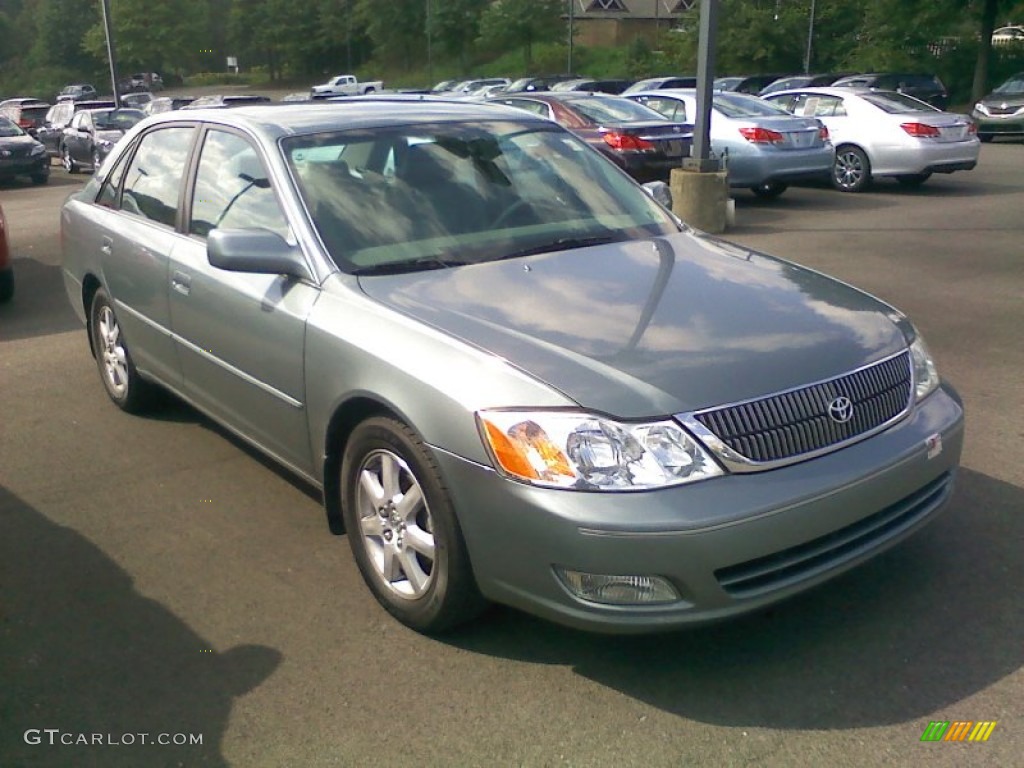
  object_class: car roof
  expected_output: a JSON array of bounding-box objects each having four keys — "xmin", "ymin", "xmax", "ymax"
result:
[
  {"xmin": 764, "ymin": 86, "xmax": 877, "ymax": 98},
  {"xmin": 145, "ymin": 98, "xmax": 547, "ymax": 138}
]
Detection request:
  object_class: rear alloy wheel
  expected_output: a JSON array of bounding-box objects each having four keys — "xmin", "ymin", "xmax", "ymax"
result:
[
  {"xmin": 341, "ymin": 416, "xmax": 486, "ymax": 633},
  {"xmin": 896, "ymin": 172, "xmax": 932, "ymax": 188},
  {"xmin": 89, "ymin": 288, "xmax": 156, "ymax": 413},
  {"xmin": 832, "ymin": 145, "xmax": 871, "ymax": 192},
  {"xmin": 751, "ymin": 181, "xmax": 788, "ymax": 199},
  {"xmin": 61, "ymin": 145, "xmax": 79, "ymax": 174}
]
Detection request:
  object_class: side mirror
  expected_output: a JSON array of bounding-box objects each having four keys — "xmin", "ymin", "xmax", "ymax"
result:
[
  {"xmin": 207, "ymin": 229, "xmax": 312, "ymax": 281},
  {"xmin": 642, "ymin": 180, "xmax": 673, "ymax": 209}
]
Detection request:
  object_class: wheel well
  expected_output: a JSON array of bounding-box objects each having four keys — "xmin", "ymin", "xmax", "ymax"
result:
[
  {"xmin": 321, "ymin": 396, "xmax": 398, "ymax": 534},
  {"xmin": 82, "ymin": 274, "xmax": 102, "ymax": 357}
]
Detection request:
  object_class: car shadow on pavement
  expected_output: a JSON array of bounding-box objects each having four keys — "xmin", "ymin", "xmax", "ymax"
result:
[
  {"xmin": 449, "ymin": 466, "xmax": 1023, "ymax": 730},
  {"xmin": 0, "ymin": 486, "xmax": 282, "ymax": 767},
  {"xmin": 0, "ymin": 258, "xmax": 81, "ymax": 343}
]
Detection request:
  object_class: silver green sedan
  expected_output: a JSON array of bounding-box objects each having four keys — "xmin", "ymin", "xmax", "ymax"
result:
[{"xmin": 61, "ymin": 100, "xmax": 964, "ymax": 634}]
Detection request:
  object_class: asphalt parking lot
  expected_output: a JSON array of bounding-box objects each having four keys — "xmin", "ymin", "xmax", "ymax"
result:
[{"xmin": 1, "ymin": 144, "xmax": 1022, "ymax": 767}]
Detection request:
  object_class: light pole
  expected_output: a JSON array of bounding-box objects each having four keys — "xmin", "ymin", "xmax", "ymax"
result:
[
  {"xmin": 426, "ymin": 0, "xmax": 433, "ymax": 85},
  {"xmin": 100, "ymin": 0, "xmax": 122, "ymax": 108},
  {"xmin": 567, "ymin": 0, "xmax": 575, "ymax": 75},
  {"xmin": 803, "ymin": 0, "xmax": 817, "ymax": 74}
]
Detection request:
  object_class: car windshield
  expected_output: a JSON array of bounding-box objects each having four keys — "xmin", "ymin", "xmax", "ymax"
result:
[
  {"xmin": 713, "ymin": 92, "xmax": 792, "ymax": 117},
  {"xmin": 993, "ymin": 76, "xmax": 1024, "ymax": 95},
  {"xmin": 860, "ymin": 92, "xmax": 939, "ymax": 113},
  {"xmin": 93, "ymin": 108, "xmax": 145, "ymax": 130},
  {"xmin": 283, "ymin": 121, "xmax": 679, "ymax": 274},
  {"xmin": 565, "ymin": 95, "xmax": 667, "ymax": 124},
  {"xmin": 0, "ymin": 117, "xmax": 25, "ymax": 137}
]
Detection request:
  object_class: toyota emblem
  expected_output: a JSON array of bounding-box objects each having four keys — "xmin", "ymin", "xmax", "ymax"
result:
[{"xmin": 828, "ymin": 396, "xmax": 854, "ymax": 424}]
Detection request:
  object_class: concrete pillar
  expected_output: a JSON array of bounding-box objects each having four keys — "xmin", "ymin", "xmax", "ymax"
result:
[{"xmin": 670, "ymin": 167, "xmax": 730, "ymax": 234}]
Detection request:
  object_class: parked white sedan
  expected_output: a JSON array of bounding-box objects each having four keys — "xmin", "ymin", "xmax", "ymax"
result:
[{"xmin": 764, "ymin": 87, "xmax": 980, "ymax": 192}]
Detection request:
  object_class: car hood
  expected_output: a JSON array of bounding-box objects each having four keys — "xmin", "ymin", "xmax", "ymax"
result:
[
  {"xmin": 357, "ymin": 232, "xmax": 910, "ymax": 416},
  {"xmin": 0, "ymin": 134, "xmax": 41, "ymax": 150},
  {"xmin": 980, "ymin": 92, "xmax": 1024, "ymax": 107}
]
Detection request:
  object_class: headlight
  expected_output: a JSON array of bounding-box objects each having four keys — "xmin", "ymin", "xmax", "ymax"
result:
[
  {"xmin": 477, "ymin": 410, "xmax": 723, "ymax": 490},
  {"xmin": 31, "ymin": 143, "xmax": 46, "ymax": 155},
  {"xmin": 909, "ymin": 334, "xmax": 940, "ymax": 401},
  {"xmin": 973, "ymin": 102, "xmax": 989, "ymax": 116}
]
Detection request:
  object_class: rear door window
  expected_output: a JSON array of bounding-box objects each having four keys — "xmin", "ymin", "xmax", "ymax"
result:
[{"xmin": 120, "ymin": 126, "xmax": 197, "ymax": 227}]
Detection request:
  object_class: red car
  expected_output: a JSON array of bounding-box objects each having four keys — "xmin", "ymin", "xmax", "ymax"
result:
[{"xmin": 0, "ymin": 203, "xmax": 12, "ymax": 302}]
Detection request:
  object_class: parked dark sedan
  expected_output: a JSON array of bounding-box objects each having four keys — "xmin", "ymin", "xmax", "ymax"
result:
[
  {"xmin": 56, "ymin": 83, "xmax": 98, "ymax": 102},
  {"xmin": 0, "ymin": 116, "xmax": 49, "ymax": 185},
  {"xmin": 504, "ymin": 75, "xmax": 577, "ymax": 93},
  {"xmin": 832, "ymin": 73, "xmax": 949, "ymax": 109},
  {"xmin": 37, "ymin": 98, "xmax": 116, "ymax": 157},
  {"xmin": 489, "ymin": 92, "xmax": 692, "ymax": 182},
  {"xmin": 715, "ymin": 74, "xmax": 791, "ymax": 95},
  {"xmin": 971, "ymin": 71, "xmax": 1024, "ymax": 141},
  {"xmin": 61, "ymin": 108, "xmax": 146, "ymax": 173},
  {"xmin": 550, "ymin": 78, "xmax": 635, "ymax": 95}
]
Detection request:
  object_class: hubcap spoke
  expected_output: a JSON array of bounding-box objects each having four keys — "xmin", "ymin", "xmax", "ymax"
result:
[{"xmin": 404, "ymin": 525, "xmax": 435, "ymax": 560}]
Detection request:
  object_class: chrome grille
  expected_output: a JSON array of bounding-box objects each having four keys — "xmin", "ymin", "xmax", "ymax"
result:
[{"xmin": 693, "ymin": 351, "xmax": 912, "ymax": 464}]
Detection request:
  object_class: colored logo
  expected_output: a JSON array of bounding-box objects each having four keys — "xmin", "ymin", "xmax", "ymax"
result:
[{"xmin": 920, "ymin": 721, "xmax": 997, "ymax": 742}]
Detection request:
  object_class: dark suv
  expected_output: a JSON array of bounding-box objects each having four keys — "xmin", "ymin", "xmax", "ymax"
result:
[
  {"xmin": 36, "ymin": 99, "xmax": 116, "ymax": 157},
  {"xmin": 832, "ymin": 73, "xmax": 949, "ymax": 109}
]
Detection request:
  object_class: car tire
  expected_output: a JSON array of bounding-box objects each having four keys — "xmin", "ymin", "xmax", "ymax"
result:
[
  {"xmin": 751, "ymin": 181, "xmax": 788, "ymax": 199},
  {"xmin": 895, "ymin": 173, "xmax": 932, "ymax": 188},
  {"xmin": 61, "ymin": 145, "xmax": 79, "ymax": 174},
  {"xmin": 979, "ymin": 134, "xmax": 994, "ymax": 143},
  {"xmin": 30, "ymin": 172, "xmax": 48, "ymax": 185},
  {"xmin": 832, "ymin": 145, "xmax": 871, "ymax": 193},
  {"xmin": 0, "ymin": 268, "xmax": 13, "ymax": 304},
  {"xmin": 89, "ymin": 288, "xmax": 156, "ymax": 413},
  {"xmin": 341, "ymin": 416, "xmax": 486, "ymax": 633}
]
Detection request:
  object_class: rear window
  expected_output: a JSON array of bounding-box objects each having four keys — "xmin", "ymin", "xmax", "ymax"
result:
[
  {"xmin": 566, "ymin": 96, "xmax": 668, "ymax": 124},
  {"xmin": 22, "ymin": 106, "xmax": 49, "ymax": 121},
  {"xmin": 860, "ymin": 92, "xmax": 939, "ymax": 113},
  {"xmin": 712, "ymin": 93, "xmax": 792, "ymax": 118}
]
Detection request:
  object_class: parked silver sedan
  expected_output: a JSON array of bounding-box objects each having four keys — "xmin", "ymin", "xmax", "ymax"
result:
[
  {"xmin": 61, "ymin": 100, "xmax": 963, "ymax": 634},
  {"xmin": 764, "ymin": 87, "xmax": 980, "ymax": 192},
  {"xmin": 627, "ymin": 89, "xmax": 834, "ymax": 198}
]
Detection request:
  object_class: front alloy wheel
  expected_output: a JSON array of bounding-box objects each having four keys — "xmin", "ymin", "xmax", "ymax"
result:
[
  {"xmin": 61, "ymin": 145, "xmax": 79, "ymax": 174},
  {"xmin": 89, "ymin": 289, "xmax": 155, "ymax": 412},
  {"xmin": 832, "ymin": 145, "xmax": 870, "ymax": 192},
  {"xmin": 341, "ymin": 417, "xmax": 485, "ymax": 633}
]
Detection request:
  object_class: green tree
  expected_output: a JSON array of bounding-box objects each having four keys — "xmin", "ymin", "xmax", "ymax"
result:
[
  {"xmin": 477, "ymin": 0, "xmax": 564, "ymax": 68},
  {"xmin": 428, "ymin": 0, "xmax": 488, "ymax": 73},
  {"xmin": 355, "ymin": 0, "xmax": 425, "ymax": 69}
]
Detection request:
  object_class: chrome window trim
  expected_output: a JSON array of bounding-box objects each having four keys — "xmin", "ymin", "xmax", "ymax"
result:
[{"xmin": 677, "ymin": 348, "xmax": 914, "ymax": 473}]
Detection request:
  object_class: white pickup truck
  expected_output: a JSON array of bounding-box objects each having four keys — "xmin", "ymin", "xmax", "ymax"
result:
[{"xmin": 310, "ymin": 74, "xmax": 384, "ymax": 99}]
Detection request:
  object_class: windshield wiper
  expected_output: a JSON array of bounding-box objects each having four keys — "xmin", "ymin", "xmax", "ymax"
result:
[
  {"xmin": 350, "ymin": 254, "xmax": 470, "ymax": 276},
  {"xmin": 492, "ymin": 234, "xmax": 627, "ymax": 262}
]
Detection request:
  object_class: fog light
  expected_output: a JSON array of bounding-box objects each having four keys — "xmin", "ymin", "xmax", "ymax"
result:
[{"xmin": 554, "ymin": 567, "xmax": 680, "ymax": 605}]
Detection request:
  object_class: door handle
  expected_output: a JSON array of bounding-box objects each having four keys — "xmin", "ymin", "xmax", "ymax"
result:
[
  {"xmin": 100, "ymin": 236, "xmax": 112, "ymax": 257},
  {"xmin": 171, "ymin": 270, "xmax": 191, "ymax": 296}
]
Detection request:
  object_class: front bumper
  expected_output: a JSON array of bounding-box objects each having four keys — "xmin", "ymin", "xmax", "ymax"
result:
[
  {"xmin": 0, "ymin": 153, "xmax": 48, "ymax": 179},
  {"xmin": 435, "ymin": 384, "xmax": 963, "ymax": 633},
  {"xmin": 972, "ymin": 111, "xmax": 1024, "ymax": 136}
]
